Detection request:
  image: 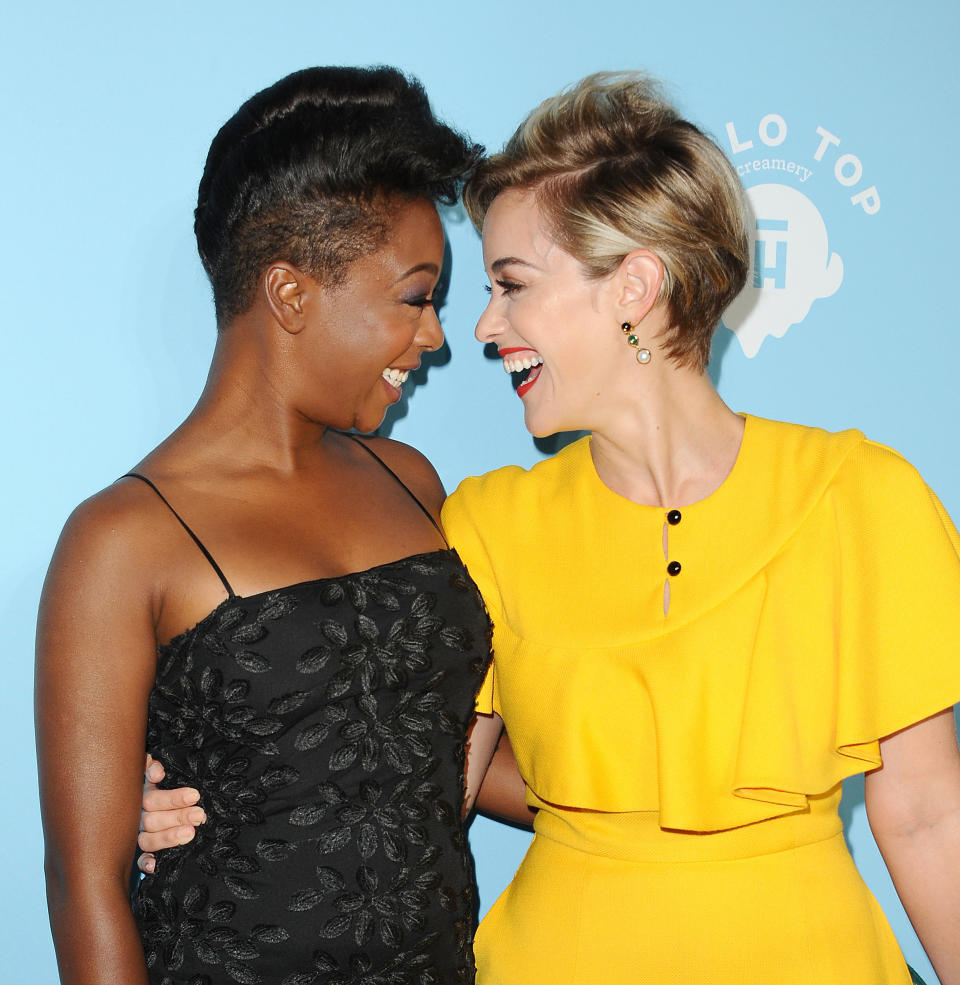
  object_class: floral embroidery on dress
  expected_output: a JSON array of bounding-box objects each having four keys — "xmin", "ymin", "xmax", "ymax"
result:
[{"xmin": 135, "ymin": 552, "xmax": 490, "ymax": 984}]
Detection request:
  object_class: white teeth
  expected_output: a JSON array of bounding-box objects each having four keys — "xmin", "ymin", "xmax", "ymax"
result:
[
  {"xmin": 502, "ymin": 355, "xmax": 543, "ymax": 374},
  {"xmin": 382, "ymin": 368, "xmax": 409, "ymax": 387}
]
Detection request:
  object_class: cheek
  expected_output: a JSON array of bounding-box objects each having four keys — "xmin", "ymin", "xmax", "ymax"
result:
[
  {"xmin": 377, "ymin": 308, "xmax": 420, "ymax": 344},
  {"xmin": 544, "ymin": 297, "xmax": 603, "ymax": 354},
  {"xmin": 346, "ymin": 315, "xmax": 412, "ymax": 364},
  {"xmin": 314, "ymin": 337, "xmax": 383, "ymax": 395},
  {"xmin": 543, "ymin": 282, "xmax": 596, "ymax": 326}
]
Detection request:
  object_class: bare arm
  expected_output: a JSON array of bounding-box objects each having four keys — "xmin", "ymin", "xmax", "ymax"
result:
[
  {"xmin": 476, "ymin": 729, "xmax": 537, "ymax": 828},
  {"xmin": 462, "ymin": 712, "xmax": 504, "ymax": 819},
  {"xmin": 36, "ymin": 496, "xmax": 157, "ymax": 985},
  {"xmin": 866, "ymin": 707, "xmax": 960, "ymax": 985}
]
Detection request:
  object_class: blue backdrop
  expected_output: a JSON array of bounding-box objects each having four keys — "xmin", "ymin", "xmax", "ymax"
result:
[{"xmin": 3, "ymin": 2, "xmax": 958, "ymax": 980}]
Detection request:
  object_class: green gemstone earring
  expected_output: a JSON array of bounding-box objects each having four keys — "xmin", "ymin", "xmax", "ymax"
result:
[{"xmin": 621, "ymin": 322, "xmax": 652, "ymax": 364}]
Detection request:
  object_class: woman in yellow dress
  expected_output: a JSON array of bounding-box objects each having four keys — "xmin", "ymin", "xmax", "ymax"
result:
[
  {"xmin": 443, "ymin": 72, "xmax": 960, "ymax": 985},
  {"xmin": 141, "ymin": 73, "xmax": 960, "ymax": 983}
]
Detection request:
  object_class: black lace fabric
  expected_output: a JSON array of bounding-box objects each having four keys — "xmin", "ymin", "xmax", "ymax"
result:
[{"xmin": 133, "ymin": 550, "xmax": 492, "ymax": 985}]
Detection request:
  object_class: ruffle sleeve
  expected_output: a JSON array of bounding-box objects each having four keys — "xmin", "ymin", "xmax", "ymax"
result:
[
  {"xmin": 660, "ymin": 440, "xmax": 960, "ymax": 831},
  {"xmin": 441, "ymin": 429, "xmax": 960, "ymax": 832},
  {"xmin": 711, "ymin": 440, "xmax": 960, "ymax": 828}
]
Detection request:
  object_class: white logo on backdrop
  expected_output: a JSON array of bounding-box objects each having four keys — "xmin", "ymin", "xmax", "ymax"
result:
[
  {"xmin": 724, "ymin": 185, "xmax": 843, "ymax": 358},
  {"xmin": 719, "ymin": 115, "xmax": 880, "ymax": 357}
]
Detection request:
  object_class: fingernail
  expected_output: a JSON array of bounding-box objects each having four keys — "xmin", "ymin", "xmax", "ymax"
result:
[
  {"xmin": 145, "ymin": 859, "xmax": 155, "ymax": 873},
  {"xmin": 179, "ymin": 827, "xmax": 196, "ymax": 844},
  {"xmin": 147, "ymin": 764, "xmax": 163, "ymax": 781},
  {"xmin": 189, "ymin": 808, "xmax": 207, "ymax": 825}
]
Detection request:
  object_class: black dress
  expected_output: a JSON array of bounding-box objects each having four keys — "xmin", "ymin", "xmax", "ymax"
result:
[{"xmin": 127, "ymin": 441, "xmax": 492, "ymax": 985}]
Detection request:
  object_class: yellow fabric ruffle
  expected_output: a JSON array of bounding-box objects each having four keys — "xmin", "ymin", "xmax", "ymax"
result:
[{"xmin": 442, "ymin": 416, "xmax": 960, "ymax": 832}]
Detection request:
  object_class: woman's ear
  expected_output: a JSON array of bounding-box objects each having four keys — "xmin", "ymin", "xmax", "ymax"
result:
[
  {"xmin": 615, "ymin": 249, "xmax": 665, "ymax": 324},
  {"xmin": 263, "ymin": 262, "xmax": 311, "ymax": 335}
]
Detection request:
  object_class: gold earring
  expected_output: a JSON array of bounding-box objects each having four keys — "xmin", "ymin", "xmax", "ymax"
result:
[{"xmin": 621, "ymin": 322, "xmax": 651, "ymax": 364}]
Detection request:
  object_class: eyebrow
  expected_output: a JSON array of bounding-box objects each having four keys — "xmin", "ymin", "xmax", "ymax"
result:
[
  {"xmin": 394, "ymin": 262, "xmax": 441, "ymax": 283},
  {"xmin": 491, "ymin": 256, "xmax": 538, "ymax": 273}
]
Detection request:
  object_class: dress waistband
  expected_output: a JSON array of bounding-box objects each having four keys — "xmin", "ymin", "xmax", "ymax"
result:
[{"xmin": 530, "ymin": 784, "xmax": 845, "ymax": 863}]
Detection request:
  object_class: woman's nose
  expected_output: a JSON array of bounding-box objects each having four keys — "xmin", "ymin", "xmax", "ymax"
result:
[
  {"xmin": 474, "ymin": 302, "xmax": 502, "ymax": 344},
  {"xmin": 418, "ymin": 307, "xmax": 444, "ymax": 352}
]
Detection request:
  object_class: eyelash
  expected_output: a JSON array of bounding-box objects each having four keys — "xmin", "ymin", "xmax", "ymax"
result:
[
  {"xmin": 485, "ymin": 279, "xmax": 523, "ymax": 296},
  {"xmin": 405, "ymin": 296, "xmax": 435, "ymax": 311}
]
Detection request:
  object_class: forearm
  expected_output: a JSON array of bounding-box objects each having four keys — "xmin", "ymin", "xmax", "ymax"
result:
[
  {"xmin": 475, "ymin": 731, "xmax": 536, "ymax": 828},
  {"xmin": 868, "ymin": 708, "xmax": 960, "ymax": 984},
  {"xmin": 40, "ymin": 754, "xmax": 152, "ymax": 985},
  {"xmin": 463, "ymin": 713, "xmax": 505, "ymax": 818},
  {"xmin": 45, "ymin": 866, "xmax": 148, "ymax": 985},
  {"xmin": 875, "ymin": 812, "xmax": 960, "ymax": 985}
]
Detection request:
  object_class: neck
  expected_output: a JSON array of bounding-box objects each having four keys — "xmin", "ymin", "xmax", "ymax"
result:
[
  {"xmin": 170, "ymin": 313, "xmax": 329, "ymax": 474},
  {"xmin": 588, "ymin": 361, "xmax": 744, "ymax": 508}
]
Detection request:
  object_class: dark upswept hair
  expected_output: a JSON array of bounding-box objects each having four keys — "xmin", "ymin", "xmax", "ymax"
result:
[
  {"xmin": 195, "ymin": 66, "xmax": 483, "ymax": 326},
  {"xmin": 463, "ymin": 72, "xmax": 748, "ymax": 372}
]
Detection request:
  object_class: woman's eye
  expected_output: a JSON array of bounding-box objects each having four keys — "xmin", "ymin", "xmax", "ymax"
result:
[
  {"xmin": 484, "ymin": 280, "xmax": 523, "ymax": 296},
  {"xmin": 404, "ymin": 296, "xmax": 434, "ymax": 310}
]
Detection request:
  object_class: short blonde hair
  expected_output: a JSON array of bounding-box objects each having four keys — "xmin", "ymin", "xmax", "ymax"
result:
[{"xmin": 463, "ymin": 72, "xmax": 749, "ymax": 371}]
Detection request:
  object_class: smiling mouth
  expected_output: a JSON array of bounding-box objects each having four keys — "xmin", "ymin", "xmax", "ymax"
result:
[
  {"xmin": 515, "ymin": 362, "xmax": 542, "ymax": 397},
  {"xmin": 499, "ymin": 350, "xmax": 543, "ymax": 397},
  {"xmin": 382, "ymin": 367, "xmax": 410, "ymax": 390},
  {"xmin": 501, "ymin": 354, "xmax": 543, "ymax": 375}
]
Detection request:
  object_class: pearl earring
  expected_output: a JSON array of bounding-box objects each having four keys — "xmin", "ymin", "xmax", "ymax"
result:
[{"xmin": 621, "ymin": 322, "xmax": 652, "ymax": 364}]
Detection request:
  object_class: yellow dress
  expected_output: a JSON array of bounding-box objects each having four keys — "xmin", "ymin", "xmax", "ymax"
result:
[{"xmin": 441, "ymin": 415, "xmax": 960, "ymax": 985}]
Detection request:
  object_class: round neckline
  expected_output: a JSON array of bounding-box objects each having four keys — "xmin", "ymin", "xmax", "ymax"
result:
[{"xmin": 583, "ymin": 413, "xmax": 753, "ymax": 515}]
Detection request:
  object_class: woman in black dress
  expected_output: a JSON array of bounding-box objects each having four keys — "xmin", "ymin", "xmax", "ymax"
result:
[{"xmin": 36, "ymin": 66, "xmax": 509, "ymax": 985}]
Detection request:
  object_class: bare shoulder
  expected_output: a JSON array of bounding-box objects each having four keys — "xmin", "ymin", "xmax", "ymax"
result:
[
  {"xmin": 55, "ymin": 477, "xmax": 161, "ymax": 555},
  {"xmin": 42, "ymin": 477, "xmax": 168, "ymax": 608},
  {"xmin": 354, "ymin": 435, "xmax": 446, "ymax": 517}
]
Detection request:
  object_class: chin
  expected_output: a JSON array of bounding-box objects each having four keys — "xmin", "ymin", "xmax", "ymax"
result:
[
  {"xmin": 523, "ymin": 405, "xmax": 573, "ymax": 440},
  {"xmin": 352, "ymin": 415, "xmax": 387, "ymax": 435},
  {"xmin": 350, "ymin": 402, "xmax": 392, "ymax": 435},
  {"xmin": 525, "ymin": 419, "xmax": 563, "ymax": 440}
]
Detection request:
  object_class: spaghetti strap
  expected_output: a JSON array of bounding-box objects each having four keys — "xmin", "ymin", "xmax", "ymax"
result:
[
  {"xmin": 341, "ymin": 434, "xmax": 449, "ymax": 547},
  {"xmin": 121, "ymin": 472, "xmax": 235, "ymax": 598}
]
